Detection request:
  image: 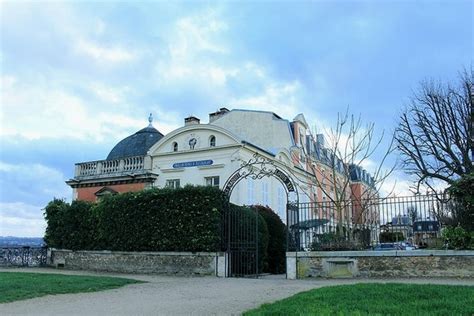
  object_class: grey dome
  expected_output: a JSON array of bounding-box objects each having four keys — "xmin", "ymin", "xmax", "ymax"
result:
[{"xmin": 106, "ymin": 126, "xmax": 164, "ymax": 160}]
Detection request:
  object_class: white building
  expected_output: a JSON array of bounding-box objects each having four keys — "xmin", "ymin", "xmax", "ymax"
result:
[{"xmin": 68, "ymin": 108, "xmax": 314, "ymax": 221}]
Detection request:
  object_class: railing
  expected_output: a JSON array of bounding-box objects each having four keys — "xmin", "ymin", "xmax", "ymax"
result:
[
  {"xmin": 76, "ymin": 156, "xmax": 146, "ymax": 177},
  {"xmin": 0, "ymin": 247, "xmax": 48, "ymax": 267},
  {"xmin": 290, "ymin": 194, "xmax": 461, "ymax": 251}
]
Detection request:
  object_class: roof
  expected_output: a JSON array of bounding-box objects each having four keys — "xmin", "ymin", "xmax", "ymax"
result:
[{"xmin": 106, "ymin": 125, "xmax": 164, "ymax": 160}]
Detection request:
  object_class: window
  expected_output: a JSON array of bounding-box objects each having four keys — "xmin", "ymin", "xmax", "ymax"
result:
[
  {"xmin": 209, "ymin": 135, "xmax": 216, "ymax": 147},
  {"xmin": 172, "ymin": 142, "xmax": 178, "ymax": 152},
  {"xmin": 205, "ymin": 176, "xmax": 220, "ymax": 187},
  {"xmin": 262, "ymin": 182, "xmax": 269, "ymax": 205},
  {"xmin": 428, "ymin": 224, "xmax": 434, "ymax": 231},
  {"xmin": 165, "ymin": 179, "xmax": 180, "ymax": 189},
  {"xmin": 247, "ymin": 179, "xmax": 254, "ymax": 205},
  {"xmin": 278, "ymin": 187, "xmax": 284, "ymax": 219}
]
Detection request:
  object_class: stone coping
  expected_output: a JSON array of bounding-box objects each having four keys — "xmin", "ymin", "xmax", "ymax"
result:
[
  {"xmin": 287, "ymin": 250, "xmax": 474, "ymax": 257},
  {"xmin": 52, "ymin": 249, "xmax": 224, "ymax": 257}
]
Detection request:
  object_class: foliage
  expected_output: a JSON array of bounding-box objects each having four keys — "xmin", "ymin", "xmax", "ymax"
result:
[
  {"xmin": 442, "ymin": 225, "xmax": 473, "ymax": 250},
  {"xmin": 447, "ymin": 173, "xmax": 474, "ymax": 231},
  {"xmin": 44, "ymin": 199, "xmax": 97, "ymax": 250},
  {"xmin": 0, "ymin": 272, "xmax": 142, "ymax": 303},
  {"xmin": 310, "ymin": 232, "xmax": 365, "ymax": 251},
  {"xmin": 44, "ymin": 186, "xmax": 224, "ymax": 252},
  {"xmin": 379, "ymin": 231, "xmax": 405, "ymax": 243},
  {"xmin": 251, "ymin": 205, "xmax": 286, "ymax": 274},
  {"xmin": 244, "ymin": 283, "xmax": 474, "ymax": 316}
]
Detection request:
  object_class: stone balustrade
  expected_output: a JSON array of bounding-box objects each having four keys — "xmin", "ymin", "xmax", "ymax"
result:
[{"xmin": 75, "ymin": 155, "xmax": 150, "ymax": 178}]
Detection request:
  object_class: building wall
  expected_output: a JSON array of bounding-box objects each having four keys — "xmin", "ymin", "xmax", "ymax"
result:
[{"xmin": 76, "ymin": 183, "xmax": 146, "ymax": 202}]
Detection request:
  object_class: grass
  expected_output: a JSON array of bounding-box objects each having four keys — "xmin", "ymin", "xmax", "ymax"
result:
[
  {"xmin": 245, "ymin": 283, "xmax": 474, "ymax": 316},
  {"xmin": 0, "ymin": 272, "xmax": 143, "ymax": 303}
]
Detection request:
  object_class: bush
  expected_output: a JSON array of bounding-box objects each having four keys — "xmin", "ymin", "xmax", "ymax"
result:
[
  {"xmin": 442, "ymin": 225, "xmax": 472, "ymax": 250},
  {"xmin": 310, "ymin": 232, "xmax": 363, "ymax": 251},
  {"xmin": 44, "ymin": 186, "xmax": 224, "ymax": 252},
  {"xmin": 96, "ymin": 186, "xmax": 223, "ymax": 252},
  {"xmin": 251, "ymin": 205, "xmax": 286, "ymax": 274},
  {"xmin": 448, "ymin": 173, "xmax": 474, "ymax": 231},
  {"xmin": 44, "ymin": 199, "xmax": 97, "ymax": 250}
]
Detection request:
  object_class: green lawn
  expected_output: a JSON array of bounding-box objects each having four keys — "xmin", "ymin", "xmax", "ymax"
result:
[
  {"xmin": 245, "ymin": 283, "xmax": 474, "ymax": 316},
  {"xmin": 0, "ymin": 272, "xmax": 143, "ymax": 303}
]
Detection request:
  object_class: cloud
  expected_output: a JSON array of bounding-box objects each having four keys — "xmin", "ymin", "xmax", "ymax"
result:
[
  {"xmin": 75, "ymin": 39, "xmax": 137, "ymax": 64},
  {"xmin": 0, "ymin": 202, "xmax": 46, "ymax": 237},
  {"xmin": 0, "ymin": 161, "xmax": 70, "ymax": 204}
]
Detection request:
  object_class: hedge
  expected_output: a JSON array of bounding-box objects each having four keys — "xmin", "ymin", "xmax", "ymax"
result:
[
  {"xmin": 251, "ymin": 205, "xmax": 286, "ymax": 274},
  {"xmin": 44, "ymin": 186, "xmax": 223, "ymax": 252}
]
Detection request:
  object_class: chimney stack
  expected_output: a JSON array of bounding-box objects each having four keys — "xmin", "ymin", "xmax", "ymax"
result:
[
  {"xmin": 184, "ymin": 116, "xmax": 200, "ymax": 126},
  {"xmin": 209, "ymin": 107, "xmax": 230, "ymax": 123}
]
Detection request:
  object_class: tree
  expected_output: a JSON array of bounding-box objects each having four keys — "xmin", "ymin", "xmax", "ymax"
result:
[
  {"xmin": 395, "ymin": 70, "xmax": 473, "ymax": 192},
  {"xmin": 287, "ymin": 109, "xmax": 395, "ymax": 242}
]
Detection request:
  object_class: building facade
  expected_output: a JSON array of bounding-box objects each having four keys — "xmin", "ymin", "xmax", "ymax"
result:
[{"xmin": 67, "ymin": 108, "xmax": 377, "ymax": 239}]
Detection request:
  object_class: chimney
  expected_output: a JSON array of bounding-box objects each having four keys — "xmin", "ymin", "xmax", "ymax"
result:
[
  {"xmin": 209, "ymin": 107, "xmax": 230, "ymax": 123},
  {"xmin": 184, "ymin": 116, "xmax": 200, "ymax": 126}
]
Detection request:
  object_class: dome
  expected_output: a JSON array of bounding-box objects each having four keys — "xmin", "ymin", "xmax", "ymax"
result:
[{"xmin": 106, "ymin": 121, "xmax": 164, "ymax": 160}]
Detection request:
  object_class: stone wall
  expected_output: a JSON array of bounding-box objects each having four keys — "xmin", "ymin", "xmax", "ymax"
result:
[
  {"xmin": 287, "ymin": 250, "xmax": 474, "ymax": 279},
  {"xmin": 50, "ymin": 249, "xmax": 226, "ymax": 276}
]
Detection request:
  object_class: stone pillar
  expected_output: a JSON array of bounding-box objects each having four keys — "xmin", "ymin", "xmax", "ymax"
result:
[{"xmin": 286, "ymin": 252, "xmax": 297, "ymax": 280}]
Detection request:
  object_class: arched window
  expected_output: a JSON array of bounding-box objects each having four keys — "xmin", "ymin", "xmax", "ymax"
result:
[
  {"xmin": 209, "ymin": 135, "xmax": 216, "ymax": 147},
  {"xmin": 172, "ymin": 142, "xmax": 178, "ymax": 152}
]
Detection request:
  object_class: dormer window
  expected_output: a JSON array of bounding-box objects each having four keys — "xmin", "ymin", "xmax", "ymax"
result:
[
  {"xmin": 209, "ymin": 135, "xmax": 216, "ymax": 147},
  {"xmin": 172, "ymin": 142, "xmax": 178, "ymax": 152}
]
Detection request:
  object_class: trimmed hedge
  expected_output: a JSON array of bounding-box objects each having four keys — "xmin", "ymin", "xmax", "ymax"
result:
[
  {"xmin": 44, "ymin": 186, "xmax": 223, "ymax": 252},
  {"xmin": 44, "ymin": 199, "xmax": 98, "ymax": 250},
  {"xmin": 96, "ymin": 186, "xmax": 222, "ymax": 252},
  {"xmin": 251, "ymin": 205, "xmax": 286, "ymax": 274}
]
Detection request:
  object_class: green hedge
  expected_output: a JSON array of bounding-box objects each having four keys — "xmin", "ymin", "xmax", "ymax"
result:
[
  {"xmin": 44, "ymin": 199, "xmax": 98, "ymax": 250},
  {"xmin": 44, "ymin": 186, "xmax": 224, "ymax": 252},
  {"xmin": 251, "ymin": 205, "xmax": 286, "ymax": 274}
]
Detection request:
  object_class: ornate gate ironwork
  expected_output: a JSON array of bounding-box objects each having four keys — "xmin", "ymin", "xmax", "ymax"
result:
[
  {"xmin": 222, "ymin": 153, "xmax": 299, "ymax": 278},
  {"xmin": 0, "ymin": 247, "xmax": 48, "ymax": 267}
]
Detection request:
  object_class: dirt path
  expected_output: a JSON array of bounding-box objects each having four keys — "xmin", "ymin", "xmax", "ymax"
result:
[{"xmin": 1, "ymin": 268, "xmax": 473, "ymax": 315}]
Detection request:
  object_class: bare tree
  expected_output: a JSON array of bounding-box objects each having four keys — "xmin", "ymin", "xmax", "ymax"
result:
[
  {"xmin": 395, "ymin": 69, "xmax": 473, "ymax": 193},
  {"xmin": 288, "ymin": 108, "xmax": 396, "ymax": 240}
]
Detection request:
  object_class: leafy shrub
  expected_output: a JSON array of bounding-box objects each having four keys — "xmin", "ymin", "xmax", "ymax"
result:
[
  {"xmin": 442, "ymin": 225, "xmax": 472, "ymax": 250},
  {"xmin": 447, "ymin": 173, "xmax": 474, "ymax": 231},
  {"xmin": 44, "ymin": 199, "xmax": 97, "ymax": 250},
  {"xmin": 310, "ymin": 232, "xmax": 364, "ymax": 251},
  {"xmin": 44, "ymin": 186, "xmax": 224, "ymax": 252},
  {"xmin": 251, "ymin": 205, "xmax": 286, "ymax": 274},
  {"xmin": 96, "ymin": 186, "xmax": 223, "ymax": 252}
]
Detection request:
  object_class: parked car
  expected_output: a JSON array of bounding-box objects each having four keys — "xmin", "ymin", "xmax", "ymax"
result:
[{"xmin": 373, "ymin": 243, "xmax": 403, "ymax": 251}]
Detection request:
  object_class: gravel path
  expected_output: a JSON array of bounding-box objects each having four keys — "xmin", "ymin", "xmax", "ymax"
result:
[{"xmin": 1, "ymin": 268, "xmax": 473, "ymax": 316}]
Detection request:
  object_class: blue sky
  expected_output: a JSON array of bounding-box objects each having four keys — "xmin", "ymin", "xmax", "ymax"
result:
[{"xmin": 1, "ymin": 1, "xmax": 472, "ymax": 237}]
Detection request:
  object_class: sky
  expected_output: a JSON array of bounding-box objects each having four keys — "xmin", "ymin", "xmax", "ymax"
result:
[{"xmin": 1, "ymin": 0, "xmax": 472, "ymax": 237}]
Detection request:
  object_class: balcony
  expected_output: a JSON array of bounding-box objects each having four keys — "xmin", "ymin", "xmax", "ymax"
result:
[{"xmin": 74, "ymin": 155, "xmax": 152, "ymax": 179}]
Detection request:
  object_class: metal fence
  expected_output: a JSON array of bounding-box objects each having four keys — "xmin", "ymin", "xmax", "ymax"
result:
[
  {"xmin": 0, "ymin": 247, "xmax": 48, "ymax": 267},
  {"xmin": 289, "ymin": 194, "xmax": 461, "ymax": 251}
]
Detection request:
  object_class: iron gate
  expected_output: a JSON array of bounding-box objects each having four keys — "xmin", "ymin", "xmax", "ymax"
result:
[
  {"xmin": 224, "ymin": 203, "xmax": 259, "ymax": 277},
  {"xmin": 221, "ymin": 153, "xmax": 299, "ymax": 278}
]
